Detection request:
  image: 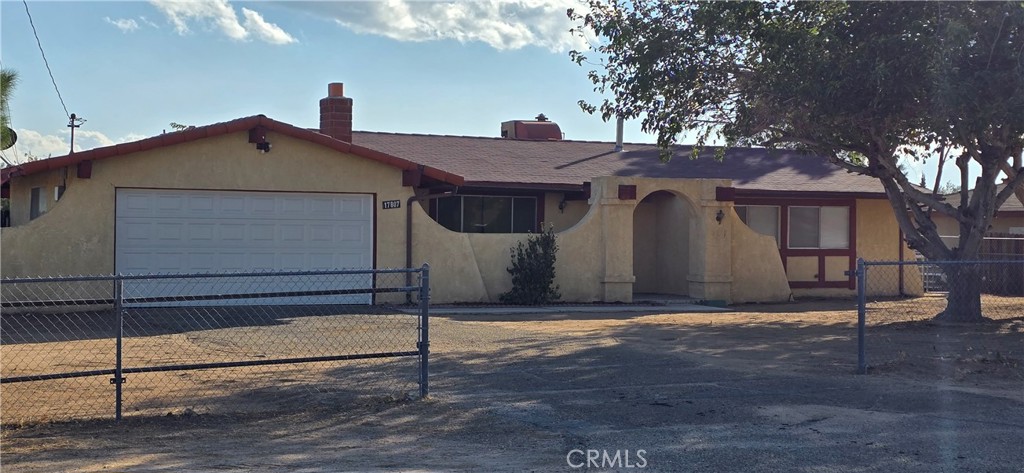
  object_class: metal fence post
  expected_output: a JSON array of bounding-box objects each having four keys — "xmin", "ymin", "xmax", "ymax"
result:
[
  {"xmin": 857, "ymin": 259, "xmax": 867, "ymax": 375},
  {"xmin": 113, "ymin": 277, "xmax": 125, "ymax": 420},
  {"xmin": 418, "ymin": 263, "xmax": 430, "ymax": 399}
]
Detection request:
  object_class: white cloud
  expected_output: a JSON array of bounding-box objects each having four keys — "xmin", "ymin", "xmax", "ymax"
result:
[
  {"xmin": 4, "ymin": 128, "xmax": 145, "ymax": 164},
  {"xmin": 4, "ymin": 129, "xmax": 68, "ymax": 163},
  {"xmin": 104, "ymin": 17, "xmax": 140, "ymax": 33},
  {"xmin": 149, "ymin": 0, "xmax": 295, "ymax": 45},
  {"xmin": 241, "ymin": 8, "xmax": 297, "ymax": 45},
  {"xmin": 285, "ymin": 0, "xmax": 586, "ymax": 52},
  {"xmin": 139, "ymin": 16, "xmax": 160, "ymax": 29}
]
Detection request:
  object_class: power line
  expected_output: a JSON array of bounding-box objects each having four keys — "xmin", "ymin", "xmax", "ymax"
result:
[{"xmin": 22, "ymin": 0, "xmax": 70, "ymax": 119}]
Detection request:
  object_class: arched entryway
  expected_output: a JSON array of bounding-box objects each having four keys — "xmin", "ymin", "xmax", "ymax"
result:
[{"xmin": 632, "ymin": 190, "xmax": 694, "ymax": 298}]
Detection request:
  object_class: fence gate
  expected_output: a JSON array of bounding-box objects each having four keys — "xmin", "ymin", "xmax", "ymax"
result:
[{"xmin": 0, "ymin": 265, "xmax": 430, "ymax": 424}]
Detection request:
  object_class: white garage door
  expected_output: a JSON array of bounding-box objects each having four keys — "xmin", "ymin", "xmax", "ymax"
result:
[{"xmin": 115, "ymin": 189, "xmax": 374, "ymax": 305}]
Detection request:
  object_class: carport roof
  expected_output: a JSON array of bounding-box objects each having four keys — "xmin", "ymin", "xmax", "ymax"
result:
[{"xmin": 352, "ymin": 131, "xmax": 889, "ymax": 196}]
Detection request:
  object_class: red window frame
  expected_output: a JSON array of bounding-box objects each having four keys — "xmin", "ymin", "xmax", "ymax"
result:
[{"xmin": 734, "ymin": 197, "xmax": 856, "ymax": 289}]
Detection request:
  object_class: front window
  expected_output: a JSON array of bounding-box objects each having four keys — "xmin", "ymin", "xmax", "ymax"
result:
[
  {"xmin": 432, "ymin": 195, "xmax": 537, "ymax": 233},
  {"xmin": 735, "ymin": 205, "xmax": 780, "ymax": 247},
  {"xmin": 30, "ymin": 187, "xmax": 46, "ymax": 220},
  {"xmin": 788, "ymin": 206, "xmax": 849, "ymax": 249}
]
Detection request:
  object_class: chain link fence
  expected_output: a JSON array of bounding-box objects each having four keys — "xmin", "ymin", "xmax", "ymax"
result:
[
  {"xmin": 856, "ymin": 259, "xmax": 1024, "ymax": 374},
  {"xmin": 1, "ymin": 266, "xmax": 430, "ymax": 425}
]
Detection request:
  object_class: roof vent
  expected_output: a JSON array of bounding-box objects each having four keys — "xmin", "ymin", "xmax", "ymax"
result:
[{"xmin": 501, "ymin": 116, "xmax": 562, "ymax": 141}]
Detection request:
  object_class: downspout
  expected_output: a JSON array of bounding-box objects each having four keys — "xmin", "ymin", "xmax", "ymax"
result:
[{"xmin": 406, "ymin": 190, "xmax": 456, "ymax": 303}]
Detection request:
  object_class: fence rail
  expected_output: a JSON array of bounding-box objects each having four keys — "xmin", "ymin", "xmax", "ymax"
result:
[
  {"xmin": 0, "ymin": 266, "xmax": 430, "ymax": 424},
  {"xmin": 855, "ymin": 259, "xmax": 1023, "ymax": 374}
]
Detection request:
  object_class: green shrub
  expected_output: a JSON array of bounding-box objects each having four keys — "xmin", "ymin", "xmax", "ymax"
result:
[{"xmin": 499, "ymin": 226, "xmax": 561, "ymax": 305}]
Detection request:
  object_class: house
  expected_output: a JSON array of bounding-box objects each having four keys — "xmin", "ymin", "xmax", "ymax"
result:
[
  {"xmin": 0, "ymin": 82, "xmax": 923, "ymax": 304},
  {"xmin": 930, "ymin": 184, "xmax": 1024, "ymax": 238}
]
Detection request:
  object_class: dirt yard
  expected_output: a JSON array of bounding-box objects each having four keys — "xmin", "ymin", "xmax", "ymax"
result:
[{"xmin": 2, "ymin": 299, "xmax": 1022, "ymax": 472}]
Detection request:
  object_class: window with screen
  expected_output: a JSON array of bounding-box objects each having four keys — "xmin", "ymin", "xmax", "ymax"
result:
[{"xmin": 788, "ymin": 206, "xmax": 849, "ymax": 249}]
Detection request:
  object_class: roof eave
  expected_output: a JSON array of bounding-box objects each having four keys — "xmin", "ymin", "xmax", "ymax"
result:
[{"xmin": 0, "ymin": 115, "xmax": 466, "ymax": 187}]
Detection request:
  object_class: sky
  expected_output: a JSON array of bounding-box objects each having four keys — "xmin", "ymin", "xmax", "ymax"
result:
[{"xmin": 1, "ymin": 0, "xmax": 959, "ymax": 187}]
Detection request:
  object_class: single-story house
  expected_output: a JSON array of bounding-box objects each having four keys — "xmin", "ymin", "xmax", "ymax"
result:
[
  {"xmin": 931, "ymin": 184, "xmax": 1024, "ymax": 238},
  {"xmin": 0, "ymin": 82, "xmax": 923, "ymax": 304}
]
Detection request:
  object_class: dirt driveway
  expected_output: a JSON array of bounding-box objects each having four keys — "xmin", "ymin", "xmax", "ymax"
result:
[{"xmin": 2, "ymin": 301, "xmax": 1023, "ymax": 472}]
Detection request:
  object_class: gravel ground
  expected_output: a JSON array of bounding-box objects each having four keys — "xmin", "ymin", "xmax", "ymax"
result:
[{"xmin": 2, "ymin": 300, "xmax": 1022, "ymax": 472}]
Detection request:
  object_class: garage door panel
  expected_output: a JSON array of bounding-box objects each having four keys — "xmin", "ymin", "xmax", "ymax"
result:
[
  {"xmin": 157, "ymin": 195, "xmax": 185, "ymax": 212},
  {"xmin": 187, "ymin": 252, "xmax": 217, "ymax": 272},
  {"xmin": 121, "ymin": 221, "xmax": 151, "ymax": 241},
  {"xmin": 251, "ymin": 224, "xmax": 275, "ymax": 241},
  {"xmin": 116, "ymin": 189, "xmax": 374, "ymax": 306},
  {"xmin": 220, "ymin": 196, "xmax": 246, "ymax": 214},
  {"xmin": 188, "ymin": 195, "xmax": 215, "ymax": 213},
  {"xmin": 155, "ymin": 223, "xmax": 183, "ymax": 241},
  {"xmin": 340, "ymin": 198, "xmax": 366, "ymax": 216},
  {"xmin": 188, "ymin": 223, "xmax": 216, "ymax": 241},
  {"xmin": 220, "ymin": 224, "xmax": 246, "ymax": 241}
]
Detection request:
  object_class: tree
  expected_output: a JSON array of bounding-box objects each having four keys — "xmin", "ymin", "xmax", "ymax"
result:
[
  {"xmin": 938, "ymin": 182, "xmax": 962, "ymax": 196},
  {"xmin": 1, "ymin": 68, "xmax": 17, "ymax": 151},
  {"xmin": 569, "ymin": 1, "xmax": 1024, "ymax": 322}
]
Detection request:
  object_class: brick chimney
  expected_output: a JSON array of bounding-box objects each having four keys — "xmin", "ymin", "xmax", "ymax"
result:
[{"xmin": 319, "ymin": 82, "xmax": 352, "ymax": 143}]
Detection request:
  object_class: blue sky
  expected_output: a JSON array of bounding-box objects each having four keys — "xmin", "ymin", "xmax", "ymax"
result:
[{"xmin": 1, "ymin": 0, "xmax": 957, "ymax": 187}]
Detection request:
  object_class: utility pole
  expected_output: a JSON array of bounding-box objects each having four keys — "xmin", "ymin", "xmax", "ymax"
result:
[{"xmin": 67, "ymin": 113, "xmax": 84, "ymax": 154}]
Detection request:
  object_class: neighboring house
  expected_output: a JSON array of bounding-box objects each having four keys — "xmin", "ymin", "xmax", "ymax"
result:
[
  {"xmin": 0, "ymin": 83, "xmax": 923, "ymax": 304},
  {"xmin": 930, "ymin": 184, "xmax": 1024, "ymax": 240}
]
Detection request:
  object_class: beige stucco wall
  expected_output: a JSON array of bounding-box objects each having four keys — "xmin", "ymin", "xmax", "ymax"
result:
[
  {"xmin": 544, "ymin": 193, "xmax": 589, "ymax": 232},
  {"xmin": 729, "ymin": 210, "xmax": 793, "ymax": 304},
  {"xmin": 1, "ymin": 131, "xmax": 415, "ymax": 280},
  {"xmin": 409, "ymin": 192, "xmax": 604, "ymax": 303},
  {"xmin": 7, "ymin": 168, "xmax": 67, "ymax": 226},
  {"xmin": 411, "ymin": 176, "xmax": 795, "ymax": 305}
]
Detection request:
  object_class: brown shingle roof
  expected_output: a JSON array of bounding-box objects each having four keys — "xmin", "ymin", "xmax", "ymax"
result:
[
  {"xmin": 352, "ymin": 131, "xmax": 887, "ymax": 195},
  {"xmin": 0, "ymin": 116, "xmax": 465, "ymax": 186}
]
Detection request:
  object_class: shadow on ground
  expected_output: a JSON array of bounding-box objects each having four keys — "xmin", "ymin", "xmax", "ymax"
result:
[{"xmin": 4, "ymin": 310, "xmax": 1023, "ymax": 472}]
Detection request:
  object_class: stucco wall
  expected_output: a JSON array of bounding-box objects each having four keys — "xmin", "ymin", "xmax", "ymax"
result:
[
  {"xmin": 1, "ymin": 131, "xmax": 414, "ymax": 279},
  {"xmin": 409, "ymin": 195, "xmax": 604, "ymax": 303},
  {"xmin": 7, "ymin": 169, "xmax": 67, "ymax": 226},
  {"xmin": 544, "ymin": 193, "xmax": 589, "ymax": 232},
  {"xmin": 729, "ymin": 211, "xmax": 792, "ymax": 304}
]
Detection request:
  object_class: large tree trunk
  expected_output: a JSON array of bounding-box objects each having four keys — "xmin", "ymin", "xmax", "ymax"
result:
[{"xmin": 936, "ymin": 263, "xmax": 985, "ymax": 322}]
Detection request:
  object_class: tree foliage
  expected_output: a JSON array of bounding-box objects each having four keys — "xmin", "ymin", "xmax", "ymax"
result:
[
  {"xmin": 499, "ymin": 226, "xmax": 561, "ymax": 305},
  {"xmin": 569, "ymin": 1, "xmax": 1024, "ymax": 321},
  {"xmin": 1, "ymin": 68, "xmax": 17, "ymax": 151}
]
